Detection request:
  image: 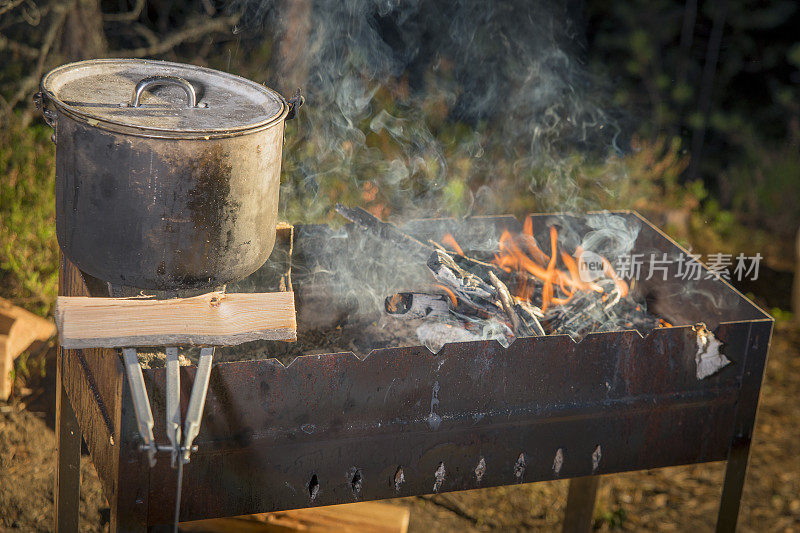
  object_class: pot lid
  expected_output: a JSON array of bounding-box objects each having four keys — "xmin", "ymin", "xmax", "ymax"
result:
[{"xmin": 41, "ymin": 59, "xmax": 287, "ymax": 137}]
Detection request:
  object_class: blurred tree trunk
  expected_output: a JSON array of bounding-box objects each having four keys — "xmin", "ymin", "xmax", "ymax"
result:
[
  {"xmin": 270, "ymin": 0, "xmax": 311, "ymax": 93},
  {"xmin": 61, "ymin": 0, "xmax": 107, "ymax": 60},
  {"xmin": 794, "ymin": 227, "xmax": 800, "ymax": 322}
]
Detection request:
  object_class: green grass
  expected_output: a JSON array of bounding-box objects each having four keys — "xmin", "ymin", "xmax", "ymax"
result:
[
  {"xmin": 596, "ymin": 506, "xmax": 627, "ymax": 529},
  {"xmin": 0, "ymin": 117, "xmax": 58, "ymax": 317}
]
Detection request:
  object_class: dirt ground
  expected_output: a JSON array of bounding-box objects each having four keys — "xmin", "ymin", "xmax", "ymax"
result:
[{"xmin": 1, "ymin": 321, "xmax": 798, "ymax": 532}]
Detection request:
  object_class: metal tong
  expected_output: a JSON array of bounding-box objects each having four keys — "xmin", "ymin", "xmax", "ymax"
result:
[{"xmin": 121, "ymin": 346, "xmax": 215, "ymax": 532}]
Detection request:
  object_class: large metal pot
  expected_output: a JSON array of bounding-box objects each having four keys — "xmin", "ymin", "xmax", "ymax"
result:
[{"xmin": 36, "ymin": 59, "xmax": 302, "ymax": 290}]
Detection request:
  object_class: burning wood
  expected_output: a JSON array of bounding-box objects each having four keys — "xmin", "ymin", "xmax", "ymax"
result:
[
  {"xmin": 337, "ymin": 206, "xmax": 671, "ymax": 351},
  {"xmin": 385, "ymin": 292, "xmax": 449, "ymax": 320}
]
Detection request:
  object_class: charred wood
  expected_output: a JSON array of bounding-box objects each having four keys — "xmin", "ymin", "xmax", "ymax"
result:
[
  {"xmin": 385, "ymin": 292, "xmax": 449, "ymax": 320},
  {"xmin": 515, "ymin": 302, "xmax": 546, "ymax": 337},
  {"xmin": 335, "ymin": 204, "xmax": 432, "ymax": 261},
  {"xmin": 487, "ymin": 270, "xmax": 525, "ymax": 335},
  {"xmin": 335, "ymin": 204, "xmax": 501, "ymax": 276}
]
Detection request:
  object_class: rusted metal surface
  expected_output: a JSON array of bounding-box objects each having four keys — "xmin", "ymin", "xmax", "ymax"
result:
[
  {"xmin": 56, "ymin": 213, "xmax": 772, "ymax": 531},
  {"xmin": 55, "ymin": 350, "xmax": 81, "ymax": 533},
  {"xmin": 139, "ymin": 321, "xmax": 751, "ymax": 523},
  {"xmin": 716, "ymin": 318, "xmax": 773, "ymax": 532},
  {"xmin": 563, "ymin": 476, "xmax": 600, "ymax": 533}
]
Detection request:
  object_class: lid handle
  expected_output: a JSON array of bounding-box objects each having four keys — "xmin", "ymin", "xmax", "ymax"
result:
[{"xmin": 129, "ymin": 76, "xmax": 205, "ymax": 108}]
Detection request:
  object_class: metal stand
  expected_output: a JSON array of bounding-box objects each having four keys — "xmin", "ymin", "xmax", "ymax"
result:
[
  {"xmin": 716, "ymin": 434, "xmax": 753, "ymax": 532},
  {"xmin": 52, "ymin": 223, "xmax": 771, "ymax": 532},
  {"xmin": 563, "ymin": 476, "xmax": 600, "ymax": 533},
  {"xmin": 55, "ymin": 346, "xmax": 81, "ymax": 533},
  {"xmin": 715, "ymin": 322, "xmax": 772, "ymax": 532},
  {"xmin": 122, "ymin": 346, "xmax": 215, "ymax": 532}
]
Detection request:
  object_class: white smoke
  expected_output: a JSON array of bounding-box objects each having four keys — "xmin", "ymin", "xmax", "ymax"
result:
[{"xmin": 229, "ymin": 0, "xmax": 623, "ymax": 223}]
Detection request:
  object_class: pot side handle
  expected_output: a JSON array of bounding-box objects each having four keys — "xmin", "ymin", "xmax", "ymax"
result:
[
  {"xmin": 286, "ymin": 88, "xmax": 305, "ymax": 120},
  {"xmin": 33, "ymin": 90, "xmax": 58, "ymax": 143}
]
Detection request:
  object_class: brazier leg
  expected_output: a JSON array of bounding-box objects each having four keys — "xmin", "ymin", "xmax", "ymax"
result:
[
  {"xmin": 715, "ymin": 433, "xmax": 752, "ymax": 532},
  {"xmin": 109, "ymin": 374, "xmax": 151, "ymax": 533},
  {"xmin": 716, "ymin": 321, "xmax": 773, "ymax": 532},
  {"xmin": 562, "ymin": 475, "xmax": 599, "ymax": 533},
  {"xmin": 55, "ymin": 348, "xmax": 82, "ymax": 533}
]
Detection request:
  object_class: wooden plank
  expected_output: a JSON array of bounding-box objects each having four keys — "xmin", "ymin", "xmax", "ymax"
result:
[
  {"xmin": 0, "ymin": 297, "xmax": 56, "ymax": 399},
  {"xmin": 179, "ymin": 502, "xmax": 410, "ymax": 533},
  {"xmin": 55, "ymin": 291, "xmax": 297, "ymax": 348}
]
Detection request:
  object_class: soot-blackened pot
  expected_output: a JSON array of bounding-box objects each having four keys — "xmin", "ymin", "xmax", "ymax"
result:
[{"xmin": 37, "ymin": 59, "xmax": 302, "ymax": 290}]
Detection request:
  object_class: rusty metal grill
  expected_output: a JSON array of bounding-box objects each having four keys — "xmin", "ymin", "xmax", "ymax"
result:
[{"xmin": 55, "ymin": 211, "xmax": 772, "ymax": 531}]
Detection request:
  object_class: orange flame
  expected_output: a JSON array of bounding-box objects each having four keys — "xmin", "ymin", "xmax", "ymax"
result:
[
  {"xmin": 441, "ymin": 233, "xmax": 464, "ymax": 256},
  {"xmin": 442, "ymin": 217, "xmax": 629, "ymax": 313},
  {"xmin": 434, "ymin": 283, "xmax": 458, "ymax": 307}
]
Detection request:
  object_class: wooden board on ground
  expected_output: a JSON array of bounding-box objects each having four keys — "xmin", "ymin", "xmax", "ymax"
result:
[
  {"xmin": 55, "ymin": 291, "xmax": 296, "ymax": 349},
  {"xmin": 178, "ymin": 502, "xmax": 410, "ymax": 533},
  {"xmin": 0, "ymin": 297, "xmax": 56, "ymax": 400}
]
